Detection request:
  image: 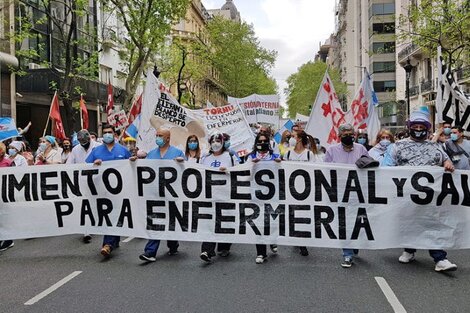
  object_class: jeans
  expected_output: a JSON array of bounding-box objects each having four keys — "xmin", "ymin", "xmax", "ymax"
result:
[
  {"xmin": 201, "ymin": 242, "xmax": 232, "ymax": 255},
  {"xmin": 144, "ymin": 240, "xmax": 179, "ymax": 257},
  {"xmin": 102, "ymin": 235, "xmax": 120, "ymax": 250},
  {"xmin": 405, "ymin": 248, "xmax": 447, "ymax": 263}
]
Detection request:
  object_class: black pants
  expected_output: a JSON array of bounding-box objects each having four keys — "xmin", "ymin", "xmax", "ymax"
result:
[{"xmin": 201, "ymin": 242, "xmax": 232, "ymax": 255}]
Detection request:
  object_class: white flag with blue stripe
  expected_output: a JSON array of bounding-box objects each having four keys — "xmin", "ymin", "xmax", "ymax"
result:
[
  {"xmin": 273, "ymin": 119, "xmax": 294, "ymax": 144},
  {"xmin": 0, "ymin": 118, "xmax": 19, "ymax": 142}
]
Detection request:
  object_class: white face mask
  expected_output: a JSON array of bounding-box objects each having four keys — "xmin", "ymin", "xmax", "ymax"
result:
[
  {"xmin": 211, "ymin": 142, "xmax": 223, "ymax": 152},
  {"xmin": 288, "ymin": 137, "xmax": 297, "ymax": 147}
]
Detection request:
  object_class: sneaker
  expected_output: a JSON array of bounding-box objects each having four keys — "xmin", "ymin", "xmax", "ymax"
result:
[
  {"xmin": 218, "ymin": 250, "xmax": 230, "ymax": 257},
  {"xmin": 139, "ymin": 253, "xmax": 156, "ymax": 262},
  {"xmin": 0, "ymin": 240, "xmax": 14, "ymax": 252},
  {"xmin": 398, "ymin": 251, "xmax": 415, "ymax": 263},
  {"xmin": 255, "ymin": 255, "xmax": 266, "ymax": 264},
  {"xmin": 299, "ymin": 247, "xmax": 309, "ymax": 256},
  {"xmin": 83, "ymin": 235, "xmax": 92, "ymax": 244},
  {"xmin": 100, "ymin": 244, "xmax": 112, "ymax": 258},
  {"xmin": 341, "ymin": 257, "xmax": 353, "ymax": 268},
  {"xmin": 200, "ymin": 252, "xmax": 212, "ymax": 263},
  {"xmin": 435, "ymin": 259, "xmax": 457, "ymax": 272},
  {"xmin": 270, "ymin": 245, "xmax": 278, "ymax": 253},
  {"xmin": 167, "ymin": 249, "xmax": 178, "ymax": 256}
]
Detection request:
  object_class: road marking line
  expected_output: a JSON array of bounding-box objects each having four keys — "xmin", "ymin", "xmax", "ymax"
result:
[
  {"xmin": 375, "ymin": 277, "xmax": 407, "ymax": 313},
  {"xmin": 24, "ymin": 271, "xmax": 82, "ymax": 305},
  {"xmin": 122, "ymin": 237, "xmax": 134, "ymax": 243}
]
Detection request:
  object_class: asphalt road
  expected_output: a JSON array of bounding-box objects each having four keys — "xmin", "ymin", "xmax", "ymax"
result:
[{"xmin": 1, "ymin": 235, "xmax": 469, "ymax": 313}]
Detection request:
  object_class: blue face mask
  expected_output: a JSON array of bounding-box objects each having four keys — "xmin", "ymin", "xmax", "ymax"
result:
[
  {"xmin": 224, "ymin": 141, "xmax": 231, "ymax": 149},
  {"xmin": 8, "ymin": 149, "xmax": 17, "ymax": 156},
  {"xmin": 357, "ymin": 138, "xmax": 367, "ymax": 145},
  {"xmin": 443, "ymin": 127, "xmax": 452, "ymax": 135},
  {"xmin": 156, "ymin": 136, "xmax": 165, "ymax": 147},
  {"xmin": 102, "ymin": 133, "xmax": 114, "ymax": 144},
  {"xmin": 380, "ymin": 139, "xmax": 391, "ymax": 147},
  {"xmin": 450, "ymin": 133, "xmax": 459, "ymax": 141},
  {"xmin": 188, "ymin": 142, "xmax": 198, "ymax": 150}
]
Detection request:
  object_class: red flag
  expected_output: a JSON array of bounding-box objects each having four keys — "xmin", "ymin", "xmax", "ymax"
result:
[
  {"xmin": 80, "ymin": 95, "xmax": 89, "ymax": 130},
  {"xmin": 128, "ymin": 93, "xmax": 142, "ymax": 124},
  {"xmin": 50, "ymin": 91, "xmax": 66, "ymax": 140},
  {"xmin": 106, "ymin": 82, "xmax": 114, "ymax": 117}
]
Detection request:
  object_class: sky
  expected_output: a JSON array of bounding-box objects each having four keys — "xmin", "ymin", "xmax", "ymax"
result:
[{"xmin": 201, "ymin": 0, "xmax": 336, "ymax": 107}]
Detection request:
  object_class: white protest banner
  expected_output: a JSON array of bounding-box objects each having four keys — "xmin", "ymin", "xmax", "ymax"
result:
[
  {"xmin": 2, "ymin": 161, "xmax": 470, "ymax": 250},
  {"xmin": 107, "ymin": 110, "xmax": 129, "ymax": 131},
  {"xmin": 136, "ymin": 69, "xmax": 160, "ymax": 152},
  {"xmin": 228, "ymin": 94, "xmax": 280, "ymax": 128},
  {"xmin": 295, "ymin": 113, "xmax": 309, "ymax": 129},
  {"xmin": 193, "ymin": 104, "xmax": 255, "ymax": 155}
]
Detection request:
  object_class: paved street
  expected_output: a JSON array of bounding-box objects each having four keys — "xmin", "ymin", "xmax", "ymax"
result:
[{"xmin": 1, "ymin": 235, "xmax": 469, "ymax": 313}]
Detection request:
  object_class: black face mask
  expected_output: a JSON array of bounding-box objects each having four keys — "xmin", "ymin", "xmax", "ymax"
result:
[
  {"xmin": 341, "ymin": 135, "xmax": 354, "ymax": 146},
  {"xmin": 256, "ymin": 142, "xmax": 270, "ymax": 151},
  {"xmin": 81, "ymin": 142, "xmax": 91, "ymax": 149},
  {"xmin": 409, "ymin": 129, "xmax": 428, "ymax": 140}
]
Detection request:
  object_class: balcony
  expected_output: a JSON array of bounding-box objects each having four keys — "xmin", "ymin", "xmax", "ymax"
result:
[
  {"xmin": 398, "ymin": 43, "xmax": 423, "ymax": 64},
  {"xmin": 420, "ymin": 80, "xmax": 433, "ymax": 93},
  {"xmin": 456, "ymin": 66, "xmax": 470, "ymax": 82},
  {"xmin": 409, "ymin": 85, "xmax": 420, "ymax": 97}
]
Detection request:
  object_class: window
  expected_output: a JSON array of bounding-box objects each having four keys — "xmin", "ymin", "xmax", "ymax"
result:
[
  {"xmin": 373, "ymin": 80, "xmax": 396, "ymax": 92},
  {"xmin": 372, "ymin": 42, "xmax": 395, "ymax": 54},
  {"xmin": 372, "ymin": 62, "xmax": 396, "ymax": 73},
  {"xmin": 100, "ymin": 65, "xmax": 112, "ymax": 84},
  {"xmin": 372, "ymin": 23, "xmax": 395, "ymax": 34},
  {"xmin": 370, "ymin": 3, "xmax": 395, "ymax": 17}
]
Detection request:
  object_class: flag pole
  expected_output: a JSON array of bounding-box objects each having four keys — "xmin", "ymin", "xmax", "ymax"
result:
[{"xmin": 43, "ymin": 91, "xmax": 57, "ymax": 137}]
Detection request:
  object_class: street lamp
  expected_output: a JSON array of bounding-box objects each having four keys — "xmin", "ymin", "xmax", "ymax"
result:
[{"xmin": 402, "ymin": 58, "xmax": 414, "ymax": 118}]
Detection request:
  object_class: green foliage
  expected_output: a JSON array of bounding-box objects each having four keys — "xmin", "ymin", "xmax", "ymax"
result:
[
  {"xmin": 285, "ymin": 61, "xmax": 347, "ymax": 118},
  {"xmin": 105, "ymin": 0, "xmax": 191, "ymax": 108},
  {"xmin": 203, "ymin": 16, "xmax": 278, "ymax": 97},
  {"xmin": 398, "ymin": 0, "xmax": 470, "ymax": 65}
]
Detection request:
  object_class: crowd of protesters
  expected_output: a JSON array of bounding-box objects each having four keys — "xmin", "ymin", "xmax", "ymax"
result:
[{"xmin": 0, "ymin": 107, "xmax": 466, "ymax": 273}]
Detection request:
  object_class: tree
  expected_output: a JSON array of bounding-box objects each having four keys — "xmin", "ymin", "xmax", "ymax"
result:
[
  {"xmin": 105, "ymin": 0, "xmax": 190, "ymax": 109},
  {"xmin": 203, "ymin": 16, "xmax": 277, "ymax": 97},
  {"xmin": 398, "ymin": 0, "xmax": 470, "ymax": 66},
  {"xmin": 285, "ymin": 61, "xmax": 346, "ymax": 118},
  {"xmin": 12, "ymin": 0, "xmax": 99, "ymax": 134}
]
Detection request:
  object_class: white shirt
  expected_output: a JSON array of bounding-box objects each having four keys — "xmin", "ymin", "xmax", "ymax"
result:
[
  {"xmin": 66, "ymin": 141, "xmax": 101, "ymax": 164},
  {"xmin": 201, "ymin": 151, "xmax": 239, "ymax": 168},
  {"xmin": 284, "ymin": 149, "xmax": 322, "ymax": 163}
]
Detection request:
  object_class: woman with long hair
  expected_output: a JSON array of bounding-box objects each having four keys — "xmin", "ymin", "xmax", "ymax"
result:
[
  {"xmin": 185, "ymin": 135, "xmax": 202, "ymax": 163},
  {"xmin": 368, "ymin": 129, "xmax": 394, "ymax": 162}
]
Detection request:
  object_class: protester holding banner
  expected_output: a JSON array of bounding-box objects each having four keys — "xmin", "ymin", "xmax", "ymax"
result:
[
  {"xmin": 444, "ymin": 126, "xmax": 470, "ymax": 170},
  {"xmin": 35, "ymin": 136, "xmax": 62, "ymax": 165},
  {"xmin": 324, "ymin": 123, "xmax": 368, "ymax": 268},
  {"xmin": 200, "ymin": 131, "xmax": 239, "ymax": 263},
  {"xmin": 85, "ymin": 124, "xmax": 131, "ymax": 258},
  {"xmin": 67, "ymin": 129, "xmax": 101, "ymax": 243},
  {"xmin": 185, "ymin": 135, "xmax": 202, "ymax": 163},
  {"xmin": 138, "ymin": 127, "xmax": 186, "ymax": 263},
  {"xmin": 245, "ymin": 132, "xmax": 281, "ymax": 264},
  {"xmin": 223, "ymin": 133, "xmax": 241, "ymax": 163},
  {"xmin": 368, "ymin": 129, "xmax": 394, "ymax": 162},
  {"xmin": 382, "ymin": 110, "xmax": 457, "ymax": 272},
  {"xmin": 60, "ymin": 138, "xmax": 72, "ymax": 163},
  {"xmin": 8, "ymin": 141, "xmax": 28, "ymax": 167},
  {"xmin": 0, "ymin": 142, "xmax": 14, "ymax": 252},
  {"xmin": 284, "ymin": 130, "xmax": 322, "ymax": 257}
]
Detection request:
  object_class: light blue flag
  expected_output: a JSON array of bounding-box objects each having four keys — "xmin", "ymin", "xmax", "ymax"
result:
[
  {"xmin": 273, "ymin": 120, "xmax": 294, "ymax": 144},
  {"xmin": 0, "ymin": 117, "xmax": 19, "ymax": 142}
]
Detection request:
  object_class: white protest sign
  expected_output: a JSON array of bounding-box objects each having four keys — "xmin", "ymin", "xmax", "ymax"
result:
[
  {"xmin": 107, "ymin": 110, "xmax": 129, "ymax": 130},
  {"xmin": 229, "ymin": 94, "xmax": 280, "ymax": 128},
  {"xmin": 2, "ymin": 161, "xmax": 470, "ymax": 250}
]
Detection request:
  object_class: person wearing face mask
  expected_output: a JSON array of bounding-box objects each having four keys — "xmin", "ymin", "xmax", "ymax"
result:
[
  {"xmin": 67, "ymin": 129, "xmax": 101, "ymax": 243},
  {"xmin": 60, "ymin": 138, "xmax": 72, "ymax": 163},
  {"xmin": 324, "ymin": 123, "xmax": 369, "ymax": 268},
  {"xmin": 278, "ymin": 130, "xmax": 292, "ymax": 157},
  {"xmin": 137, "ymin": 127, "xmax": 186, "ymax": 262},
  {"xmin": 356, "ymin": 130, "xmax": 372, "ymax": 151},
  {"xmin": 382, "ymin": 110, "xmax": 457, "ymax": 272},
  {"xmin": 245, "ymin": 132, "xmax": 281, "ymax": 264},
  {"xmin": 200, "ymin": 131, "xmax": 239, "ymax": 263},
  {"xmin": 35, "ymin": 136, "xmax": 62, "ymax": 165},
  {"xmin": 368, "ymin": 129, "xmax": 394, "ymax": 162},
  {"xmin": 443, "ymin": 125, "xmax": 470, "ymax": 170},
  {"xmin": 185, "ymin": 135, "xmax": 202, "ymax": 163},
  {"xmin": 222, "ymin": 133, "xmax": 241, "ymax": 163},
  {"xmin": 432, "ymin": 122, "xmax": 452, "ymax": 144},
  {"xmin": 86, "ymin": 124, "xmax": 131, "ymax": 258},
  {"xmin": 8, "ymin": 141, "xmax": 28, "ymax": 167}
]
